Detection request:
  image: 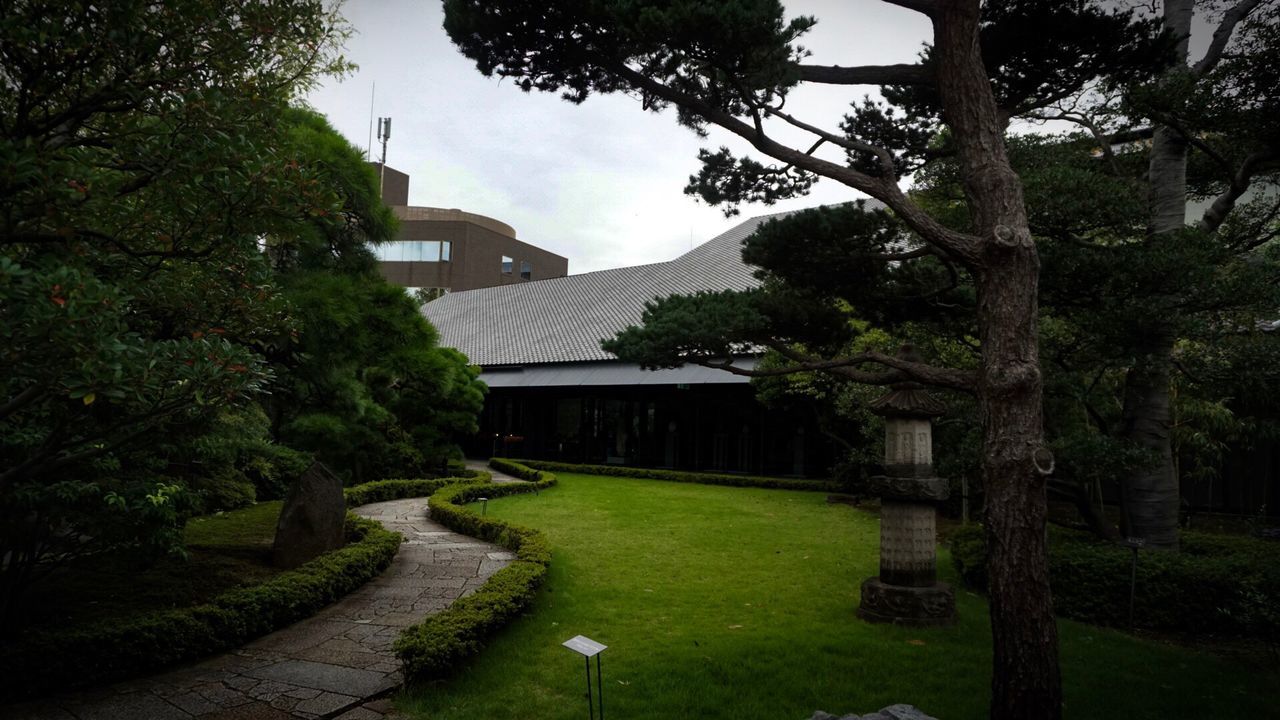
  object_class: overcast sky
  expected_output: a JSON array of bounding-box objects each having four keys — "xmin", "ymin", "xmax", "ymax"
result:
[{"xmin": 304, "ymin": 1, "xmax": 932, "ymax": 274}]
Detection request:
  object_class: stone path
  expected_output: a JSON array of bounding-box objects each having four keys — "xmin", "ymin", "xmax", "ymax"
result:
[
  {"xmin": 464, "ymin": 460, "xmax": 524, "ymax": 484},
  {"xmin": 9, "ymin": 498, "xmax": 514, "ymax": 720}
]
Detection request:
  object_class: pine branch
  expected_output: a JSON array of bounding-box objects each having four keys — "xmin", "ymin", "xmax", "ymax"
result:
[{"xmin": 796, "ymin": 63, "xmax": 932, "ymax": 86}]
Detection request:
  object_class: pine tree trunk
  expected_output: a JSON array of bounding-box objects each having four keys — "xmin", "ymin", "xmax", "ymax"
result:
[
  {"xmin": 1118, "ymin": 0, "xmax": 1195, "ymax": 551},
  {"xmin": 974, "ymin": 255, "xmax": 1061, "ymax": 720},
  {"xmin": 933, "ymin": 2, "xmax": 1061, "ymax": 718}
]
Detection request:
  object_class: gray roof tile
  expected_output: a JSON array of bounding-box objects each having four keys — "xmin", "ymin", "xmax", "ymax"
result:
[{"xmin": 423, "ymin": 210, "xmax": 795, "ymax": 366}]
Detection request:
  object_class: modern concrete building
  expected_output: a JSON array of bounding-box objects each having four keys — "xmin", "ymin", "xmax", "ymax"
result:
[{"xmin": 370, "ymin": 163, "xmax": 568, "ymax": 295}]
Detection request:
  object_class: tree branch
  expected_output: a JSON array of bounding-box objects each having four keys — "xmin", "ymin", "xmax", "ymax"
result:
[
  {"xmin": 608, "ymin": 62, "xmax": 984, "ymax": 265},
  {"xmin": 765, "ymin": 107, "xmax": 899, "ymax": 181},
  {"xmin": 867, "ymin": 245, "xmax": 934, "ymax": 261},
  {"xmin": 796, "ymin": 63, "xmax": 932, "ymax": 86},
  {"xmin": 768, "ymin": 342, "xmax": 977, "ymax": 392},
  {"xmin": 1197, "ymin": 148, "xmax": 1280, "ymax": 233},
  {"xmin": 1192, "ymin": 0, "xmax": 1265, "ymax": 76},
  {"xmin": 0, "ymin": 384, "xmax": 46, "ymax": 421},
  {"xmin": 686, "ymin": 345, "xmax": 976, "ymax": 393},
  {"xmin": 881, "ymin": 0, "xmax": 937, "ymax": 16}
]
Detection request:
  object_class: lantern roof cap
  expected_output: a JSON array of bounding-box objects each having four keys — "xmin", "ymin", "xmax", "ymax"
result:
[{"xmin": 869, "ymin": 344, "xmax": 947, "ymax": 418}]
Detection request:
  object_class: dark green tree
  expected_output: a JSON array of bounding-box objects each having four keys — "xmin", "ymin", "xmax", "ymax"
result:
[
  {"xmin": 442, "ymin": 1, "xmax": 1173, "ymax": 717},
  {"xmin": 0, "ymin": 0, "xmax": 351, "ymax": 625},
  {"xmin": 1020, "ymin": 0, "xmax": 1280, "ymax": 548},
  {"xmin": 263, "ymin": 110, "xmax": 486, "ymax": 483}
]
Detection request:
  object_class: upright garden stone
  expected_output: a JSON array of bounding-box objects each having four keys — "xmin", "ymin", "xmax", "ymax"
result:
[
  {"xmin": 857, "ymin": 345, "xmax": 956, "ymax": 627},
  {"xmin": 272, "ymin": 461, "xmax": 346, "ymax": 569}
]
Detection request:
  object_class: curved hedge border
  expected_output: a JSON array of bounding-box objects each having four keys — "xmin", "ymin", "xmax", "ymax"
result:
[
  {"xmin": 395, "ymin": 459, "xmax": 556, "ymax": 680},
  {"xmin": 950, "ymin": 524, "xmax": 1280, "ymax": 635},
  {"xmin": 505, "ymin": 458, "xmax": 837, "ymax": 492},
  {"xmin": 1, "ymin": 513, "xmax": 401, "ymax": 701},
  {"xmin": 343, "ymin": 473, "xmax": 487, "ymax": 507}
]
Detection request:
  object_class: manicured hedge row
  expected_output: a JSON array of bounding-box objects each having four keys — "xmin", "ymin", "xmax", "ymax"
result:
[
  {"xmin": 489, "ymin": 456, "xmax": 556, "ymax": 483},
  {"xmin": 394, "ymin": 460, "xmax": 556, "ymax": 680},
  {"xmin": 343, "ymin": 474, "xmax": 486, "ymax": 507},
  {"xmin": 504, "ymin": 458, "xmax": 837, "ymax": 492},
  {"xmin": 1, "ymin": 514, "xmax": 401, "ymax": 701},
  {"xmin": 950, "ymin": 524, "xmax": 1280, "ymax": 635}
]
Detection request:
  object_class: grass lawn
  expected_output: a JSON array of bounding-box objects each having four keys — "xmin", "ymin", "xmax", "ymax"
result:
[
  {"xmin": 398, "ymin": 472, "xmax": 1277, "ymax": 720},
  {"xmin": 19, "ymin": 501, "xmax": 283, "ymax": 631}
]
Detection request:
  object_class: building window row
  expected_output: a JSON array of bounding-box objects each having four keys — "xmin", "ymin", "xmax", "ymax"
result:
[
  {"xmin": 373, "ymin": 240, "xmax": 452, "ymax": 263},
  {"xmin": 501, "ymin": 256, "xmax": 534, "ymax": 280}
]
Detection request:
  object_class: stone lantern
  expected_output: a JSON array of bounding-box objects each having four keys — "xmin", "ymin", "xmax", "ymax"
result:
[{"xmin": 856, "ymin": 345, "xmax": 957, "ymax": 626}]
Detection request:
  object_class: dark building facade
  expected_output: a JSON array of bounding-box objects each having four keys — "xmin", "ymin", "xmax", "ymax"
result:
[
  {"xmin": 423, "ymin": 211, "xmax": 835, "ymax": 476},
  {"xmin": 370, "ymin": 164, "xmax": 568, "ymax": 294}
]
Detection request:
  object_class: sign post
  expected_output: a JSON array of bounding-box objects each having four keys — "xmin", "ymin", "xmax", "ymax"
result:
[
  {"xmin": 1122, "ymin": 537, "xmax": 1146, "ymax": 627},
  {"xmin": 562, "ymin": 635, "xmax": 606, "ymax": 720}
]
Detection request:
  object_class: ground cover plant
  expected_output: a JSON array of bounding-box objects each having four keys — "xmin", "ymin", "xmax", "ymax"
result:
[
  {"xmin": 950, "ymin": 524, "xmax": 1280, "ymax": 636},
  {"xmin": 0, "ymin": 480, "xmax": 424, "ymax": 701},
  {"xmin": 16, "ymin": 501, "xmax": 286, "ymax": 636},
  {"xmin": 398, "ymin": 472, "xmax": 1277, "ymax": 720}
]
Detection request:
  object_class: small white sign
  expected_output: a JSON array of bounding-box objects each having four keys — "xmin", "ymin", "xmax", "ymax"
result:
[{"xmin": 562, "ymin": 635, "xmax": 607, "ymax": 657}]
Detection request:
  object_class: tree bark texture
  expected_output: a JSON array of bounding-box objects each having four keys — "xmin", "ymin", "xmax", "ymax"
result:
[
  {"xmin": 1120, "ymin": 0, "xmax": 1195, "ymax": 550},
  {"xmin": 933, "ymin": 2, "xmax": 1062, "ymax": 718},
  {"xmin": 1120, "ymin": 334, "xmax": 1180, "ymax": 547}
]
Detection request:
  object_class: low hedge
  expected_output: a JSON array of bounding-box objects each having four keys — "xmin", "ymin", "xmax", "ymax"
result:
[
  {"xmin": 1, "ymin": 514, "xmax": 401, "ymax": 701},
  {"xmin": 950, "ymin": 524, "xmax": 1280, "ymax": 635},
  {"xmin": 503, "ymin": 458, "xmax": 837, "ymax": 492},
  {"xmin": 489, "ymin": 456, "xmax": 556, "ymax": 484},
  {"xmin": 343, "ymin": 474, "xmax": 486, "ymax": 507},
  {"xmin": 394, "ymin": 460, "xmax": 556, "ymax": 680}
]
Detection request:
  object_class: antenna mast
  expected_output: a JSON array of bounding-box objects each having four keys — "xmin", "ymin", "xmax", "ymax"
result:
[
  {"xmin": 376, "ymin": 116, "xmax": 392, "ymax": 200},
  {"xmin": 366, "ymin": 82, "xmax": 375, "ymax": 161}
]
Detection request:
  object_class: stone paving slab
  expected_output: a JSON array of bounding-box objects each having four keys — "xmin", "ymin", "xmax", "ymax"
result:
[
  {"xmin": 464, "ymin": 459, "xmax": 526, "ymax": 484},
  {"xmin": 6, "ymin": 497, "xmax": 510, "ymax": 720}
]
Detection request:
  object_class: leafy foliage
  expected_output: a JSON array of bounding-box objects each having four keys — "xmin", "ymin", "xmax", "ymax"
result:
[
  {"xmin": 951, "ymin": 523, "xmax": 1280, "ymax": 636},
  {"xmin": 0, "ymin": 3, "xmax": 485, "ymax": 629},
  {"xmin": 0, "ymin": 513, "xmax": 400, "ymax": 701}
]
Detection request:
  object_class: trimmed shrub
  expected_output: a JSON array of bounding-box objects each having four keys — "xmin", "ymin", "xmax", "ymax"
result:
[
  {"xmin": 503, "ymin": 458, "xmax": 837, "ymax": 492},
  {"xmin": 343, "ymin": 475, "xmax": 486, "ymax": 507},
  {"xmin": 950, "ymin": 524, "xmax": 1280, "ymax": 635},
  {"xmin": 0, "ymin": 514, "xmax": 401, "ymax": 701},
  {"xmin": 489, "ymin": 457, "xmax": 556, "ymax": 484},
  {"xmin": 395, "ymin": 461, "xmax": 556, "ymax": 679},
  {"xmin": 243, "ymin": 442, "xmax": 313, "ymax": 501}
]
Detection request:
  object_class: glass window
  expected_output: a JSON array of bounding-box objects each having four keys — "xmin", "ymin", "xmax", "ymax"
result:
[
  {"xmin": 520, "ymin": 260, "xmax": 532, "ymax": 280},
  {"xmin": 502, "ymin": 255, "xmax": 513, "ymax": 274},
  {"xmin": 372, "ymin": 241, "xmax": 449, "ymax": 262}
]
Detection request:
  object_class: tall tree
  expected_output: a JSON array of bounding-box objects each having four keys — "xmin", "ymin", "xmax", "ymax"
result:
[
  {"xmin": 1022, "ymin": 0, "xmax": 1279, "ymax": 547},
  {"xmin": 443, "ymin": 1, "xmax": 1164, "ymax": 716},
  {"xmin": 0, "ymin": 0, "xmax": 351, "ymax": 625},
  {"xmin": 264, "ymin": 109, "xmax": 487, "ymax": 483}
]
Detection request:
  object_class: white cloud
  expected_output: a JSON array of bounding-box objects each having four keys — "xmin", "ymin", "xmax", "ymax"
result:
[{"xmin": 307, "ymin": 0, "xmax": 932, "ymax": 273}]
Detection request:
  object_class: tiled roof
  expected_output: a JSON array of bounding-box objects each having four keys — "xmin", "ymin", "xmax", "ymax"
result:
[{"xmin": 423, "ymin": 210, "xmax": 795, "ymax": 366}]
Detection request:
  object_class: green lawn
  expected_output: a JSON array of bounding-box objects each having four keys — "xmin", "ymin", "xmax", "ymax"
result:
[
  {"xmin": 20, "ymin": 501, "xmax": 283, "ymax": 631},
  {"xmin": 398, "ymin": 472, "xmax": 1276, "ymax": 720}
]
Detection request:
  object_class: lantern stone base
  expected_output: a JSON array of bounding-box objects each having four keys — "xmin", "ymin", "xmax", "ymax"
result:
[{"xmin": 856, "ymin": 577, "xmax": 956, "ymax": 627}]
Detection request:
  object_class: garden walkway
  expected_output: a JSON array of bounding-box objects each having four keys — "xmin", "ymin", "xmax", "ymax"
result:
[
  {"xmin": 464, "ymin": 460, "xmax": 523, "ymax": 484},
  {"xmin": 10, "ymin": 497, "xmax": 515, "ymax": 720}
]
